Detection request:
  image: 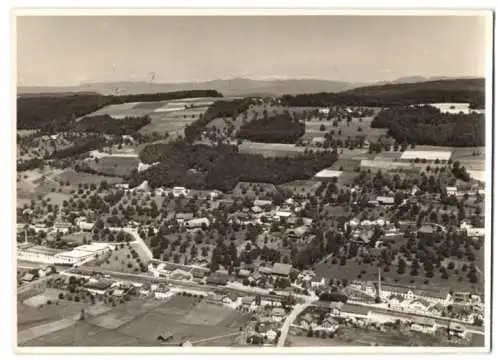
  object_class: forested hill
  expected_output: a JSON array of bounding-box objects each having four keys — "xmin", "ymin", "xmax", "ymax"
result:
[
  {"xmin": 280, "ymin": 78, "xmax": 485, "ymax": 108},
  {"xmin": 17, "ymin": 90, "xmax": 223, "ymax": 131}
]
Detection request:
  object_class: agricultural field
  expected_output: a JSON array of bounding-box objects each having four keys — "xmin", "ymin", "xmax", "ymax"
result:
[
  {"xmin": 139, "ymin": 109, "xmax": 207, "ymax": 137},
  {"xmin": 53, "ymin": 168, "xmax": 124, "ymax": 187},
  {"xmin": 84, "ymin": 156, "xmax": 139, "ymax": 177},
  {"xmin": 238, "ymin": 141, "xmax": 306, "ymax": 158},
  {"xmin": 77, "ymin": 98, "xmax": 220, "ymax": 136},
  {"xmin": 20, "ymin": 295, "xmax": 250, "ymax": 347}
]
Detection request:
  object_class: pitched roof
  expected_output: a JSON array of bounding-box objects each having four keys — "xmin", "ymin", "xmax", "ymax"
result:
[
  {"xmin": 418, "ymin": 224, "xmax": 435, "ymax": 234},
  {"xmin": 339, "ymin": 303, "xmax": 370, "ymax": 316},
  {"xmin": 271, "ymin": 263, "xmax": 292, "ymax": 276}
]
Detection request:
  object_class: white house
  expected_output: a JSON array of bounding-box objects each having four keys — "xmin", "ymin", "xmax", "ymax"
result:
[
  {"xmin": 77, "ymin": 220, "xmax": 95, "ymax": 231},
  {"xmin": 265, "ymin": 329, "xmax": 278, "ymax": 342},
  {"xmin": 52, "ymin": 221, "xmax": 72, "ymax": 234},
  {"xmin": 446, "ymin": 186, "xmax": 458, "ymax": 196},
  {"xmin": 172, "ymin": 187, "xmax": 189, "ymax": 197},
  {"xmin": 185, "ymin": 217, "xmax": 210, "ymax": 230},
  {"xmin": 271, "ymin": 307, "xmax": 286, "ymax": 322}
]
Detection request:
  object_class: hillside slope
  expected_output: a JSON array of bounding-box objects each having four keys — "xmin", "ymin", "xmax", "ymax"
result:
[{"xmin": 281, "ymin": 78, "xmax": 485, "ymax": 108}]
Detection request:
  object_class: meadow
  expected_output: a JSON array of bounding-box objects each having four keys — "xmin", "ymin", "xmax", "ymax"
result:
[{"xmin": 20, "ymin": 295, "xmax": 250, "ymax": 347}]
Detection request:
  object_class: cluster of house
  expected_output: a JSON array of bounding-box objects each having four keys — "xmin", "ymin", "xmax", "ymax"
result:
[
  {"xmin": 445, "ymin": 183, "xmax": 485, "ymax": 198},
  {"xmin": 116, "ymin": 181, "xmax": 198, "ymax": 199},
  {"xmin": 299, "ymin": 302, "xmax": 470, "ymax": 339},
  {"xmin": 460, "ymin": 221, "xmax": 486, "ymax": 239},
  {"xmin": 22, "ymin": 213, "xmax": 97, "ymax": 236},
  {"xmin": 349, "ymin": 280, "xmax": 481, "ymax": 307}
]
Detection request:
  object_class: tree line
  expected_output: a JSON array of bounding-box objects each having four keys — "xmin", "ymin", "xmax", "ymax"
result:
[
  {"xmin": 17, "ymin": 90, "xmax": 223, "ymax": 132},
  {"xmin": 71, "ymin": 114, "xmax": 151, "ymax": 135},
  {"xmin": 279, "ymin": 78, "xmax": 485, "ymax": 108},
  {"xmin": 371, "ymin": 105, "xmax": 485, "ymax": 147}
]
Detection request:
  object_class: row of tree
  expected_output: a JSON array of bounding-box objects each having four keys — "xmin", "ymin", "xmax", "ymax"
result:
[{"xmin": 71, "ymin": 114, "xmax": 151, "ymax": 135}]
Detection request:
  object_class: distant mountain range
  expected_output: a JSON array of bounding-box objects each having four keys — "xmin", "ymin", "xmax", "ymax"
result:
[{"xmin": 17, "ymin": 76, "xmax": 481, "ymax": 97}]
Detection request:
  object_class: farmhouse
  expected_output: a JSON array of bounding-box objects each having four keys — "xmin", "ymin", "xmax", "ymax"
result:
[
  {"xmin": 318, "ymin": 108, "xmax": 330, "ymax": 116},
  {"xmin": 175, "ymin": 213, "xmax": 194, "ymax": 224},
  {"xmin": 271, "ymin": 263, "xmax": 292, "ymax": 278},
  {"xmin": 251, "ymin": 206, "xmax": 263, "ymax": 214},
  {"xmin": 286, "ymin": 226, "xmax": 310, "ymax": 242},
  {"xmin": 449, "ymin": 323, "xmax": 467, "ymax": 338},
  {"xmin": 337, "ymin": 303, "xmax": 370, "ymax": 320},
  {"xmin": 460, "ymin": 222, "xmax": 485, "ymax": 238},
  {"xmin": 184, "ymin": 217, "xmax": 210, "ymax": 230},
  {"xmin": 240, "ymin": 296, "xmax": 254, "ymax": 310},
  {"xmin": 376, "ymin": 196, "xmax": 395, "ymax": 205},
  {"xmin": 311, "ymin": 137, "xmax": 326, "ymax": 146},
  {"xmin": 206, "ymin": 294, "xmax": 228, "ymax": 305},
  {"xmin": 85, "ymin": 279, "xmax": 114, "ymax": 295},
  {"xmin": 271, "ymin": 307, "xmax": 286, "ymax": 321},
  {"xmin": 77, "ymin": 220, "xmax": 95, "ymax": 231},
  {"xmin": 191, "ymin": 267, "xmax": 210, "ymax": 279},
  {"xmin": 446, "ymin": 186, "xmax": 458, "ymax": 196},
  {"xmin": 206, "ymin": 275, "xmax": 229, "ymax": 286},
  {"xmin": 254, "ymin": 199, "xmax": 273, "ymax": 208},
  {"xmin": 409, "ymin": 316, "xmax": 437, "ymax": 334},
  {"xmin": 417, "ymin": 224, "xmax": 436, "ymax": 236},
  {"xmin": 21, "ymin": 273, "xmax": 36, "ymax": 283},
  {"xmin": 52, "ymin": 221, "xmax": 72, "ymax": 234}
]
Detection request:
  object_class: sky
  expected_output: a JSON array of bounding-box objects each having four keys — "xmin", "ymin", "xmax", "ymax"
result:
[{"xmin": 16, "ymin": 14, "xmax": 490, "ymax": 87}]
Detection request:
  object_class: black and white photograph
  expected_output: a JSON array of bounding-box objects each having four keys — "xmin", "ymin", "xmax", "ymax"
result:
[{"xmin": 12, "ymin": 9, "xmax": 492, "ymax": 352}]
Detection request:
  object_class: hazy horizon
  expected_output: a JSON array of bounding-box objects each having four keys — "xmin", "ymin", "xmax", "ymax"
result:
[{"xmin": 16, "ymin": 15, "xmax": 489, "ymax": 87}]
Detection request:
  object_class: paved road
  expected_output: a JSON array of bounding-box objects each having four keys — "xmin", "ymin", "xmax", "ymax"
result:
[{"xmin": 276, "ymin": 297, "xmax": 316, "ymax": 347}]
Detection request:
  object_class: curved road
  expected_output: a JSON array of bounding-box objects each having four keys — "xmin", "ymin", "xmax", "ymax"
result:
[{"xmin": 276, "ymin": 296, "xmax": 316, "ymax": 347}]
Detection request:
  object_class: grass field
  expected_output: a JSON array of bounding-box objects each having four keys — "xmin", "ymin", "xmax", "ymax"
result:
[
  {"xmin": 139, "ymin": 111, "xmax": 205, "ymax": 137},
  {"xmin": 21, "ymin": 295, "xmax": 251, "ymax": 347},
  {"xmin": 54, "ymin": 169, "xmax": 124, "ymax": 186},
  {"xmin": 85, "ymin": 156, "xmax": 139, "ymax": 177},
  {"xmin": 238, "ymin": 141, "xmax": 306, "ymax": 157},
  {"xmin": 280, "ymin": 179, "xmax": 323, "ymax": 197}
]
